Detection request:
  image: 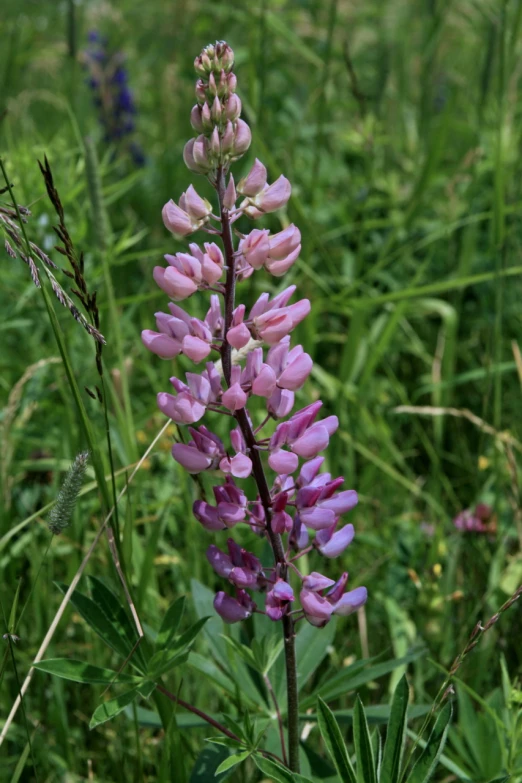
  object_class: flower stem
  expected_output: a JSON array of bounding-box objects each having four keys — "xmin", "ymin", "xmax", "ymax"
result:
[{"xmin": 216, "ymin": 168, "xmax": 300, "ymax": 773}]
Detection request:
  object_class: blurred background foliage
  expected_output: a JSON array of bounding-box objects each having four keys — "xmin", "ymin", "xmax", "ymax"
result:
[{"xmin": 1, "ymin": 0, "xmax": 522, "ymax": 780}]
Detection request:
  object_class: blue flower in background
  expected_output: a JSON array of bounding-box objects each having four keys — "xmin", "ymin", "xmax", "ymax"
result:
[{"xmin": 82, "ymin": 32, "xmax": 145, "ymax": 166}]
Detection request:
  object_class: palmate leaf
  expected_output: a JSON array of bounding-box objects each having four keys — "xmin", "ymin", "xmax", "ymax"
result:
[
  {"xmin": 214, "ymin": 750, "xmax": 252, "ymax": 775},
  {"xmin": 253, "ymin": 755, "xmax": 315, "ymax": 783},
  {"xmin": 33, "ymin": 658, "xmax": 139, "ymax": 685},
  {"xmin": 147, "ymin": 617, "xmax": 208, "ymax": 678},
  {"xmin": 89, "ymin": 683, "xmax": 149, "ymax": 730},
  {"xmin": 353, "ymin": 696, "xmax": 377, "ymax": 783},
  {"xmin": 156, "ymin": 596, "xmax": 185, "ymax": 651},
  {"xmin": 406, "ymin": 703, "xmax": 452, "ymax": 783},
  {"xmin": 56, "ymin": 580, "xmax": 146, "ymax": 671},
  {"xmin": 380, "ymin": 675, "xmax": 409, "ymax": 783},
  {"xmin": 317, "ymin": 697, "xmax": 356, "ymax": 783}
]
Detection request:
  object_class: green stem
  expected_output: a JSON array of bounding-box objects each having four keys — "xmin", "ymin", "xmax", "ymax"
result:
[{"xmin": 0, "ymin": 157, "xmax": 111, "ymax": 514}]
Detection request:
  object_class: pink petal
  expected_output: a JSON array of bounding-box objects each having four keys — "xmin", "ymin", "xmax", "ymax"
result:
[
  {"xmin": 278, "ymin": 352, "xmax": 313, "ymax": 391},
  {"xmin": 163, "ymin": 267, "xmax": 199, "ymax": 300},
  {"xmin": 318, "ymin": 524, "xmax": 355, "ymax": 558},
  {"xmin": 333, "ymin": 587, "xmax": 368, "ymax": 616},
  {"xmin": 141, "ymin": 330, "xmax": 181, "ymax": 359},
  {"xmin": 172, "ymin": 443, "xmax": 212, "ymax": 473},
  {"xmin": 268, "ymin": 449, "xmax": 299, "ymax": 474},
  {"xmin": 291, "ymin": 425, "xmax": 330, "ymax": 458},
  {"xmin": 181, "ymin": 335, "xmax": 211, "ymax": 363},
  {"xmin": 222, "ymin": 383, "xmax": 248, "ymax": 411},
  {"xmin": 227, "ymin": 323, "xmax": 251, "ymax": 349}
]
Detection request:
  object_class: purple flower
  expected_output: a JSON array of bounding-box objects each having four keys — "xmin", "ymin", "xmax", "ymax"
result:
[{"xmin": 142, "ymin": 40, "xmax": 368, "ymax": 636}]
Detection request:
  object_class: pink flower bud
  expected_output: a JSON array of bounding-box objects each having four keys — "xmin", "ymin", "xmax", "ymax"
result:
[
  {"xmin": 211, "ymin": 96, "xmax": 222, "ymax": 122},
  {"xmin": 239, "ymin": 229, "xmax": 270, "ymax": 270},
  {"xmin": 232, "ymin": 119, "xmax": 251, "ymax": 156},
  {"xmin": 190, "ymin": 105, "xmax": 204, "ymax": 132},
  {"xmin": 221, "ymin": 121, "xmax": 234, "ymax": 154},
  {"xmin": 225, "ymin": 93, "xmax": 241, "ymax": 121},
  {"xmin": 193, "ymin": 135, "xmax": 211, "ymax": 168},
  {"xmin": 223, "ymin": 175, "xmax": 237, "ymax": 210},
  {"xmin": 162, "ymin": 200, "xmax": 193, "ymax": 236},
  {"xmin": 214, "ymin": 591, "xmax": 255, "ymax": 623},
  {"xmin": 222, "ymin": 383, "xmax": 247, "ymax": 411},
  {"xmin": 183, "ymin": 138, "xmax": 210, "ymax": 175},
  {"xmin": 183, "ymin": 185, "xmax": 212, "ymax": 220},
  {"xmin": 238, "ymin": 159, "xmax": 267, "ymax": 197}
]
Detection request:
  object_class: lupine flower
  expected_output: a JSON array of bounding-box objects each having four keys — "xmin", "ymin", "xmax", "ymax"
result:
[
  {"xmin": 453, "ymin": 503, "xmax": 495, "ymax": 534},
  {"xmin": 82, "ymin": 32, "xmax": 145, "ymax": 165},
  {"xmin": 142, "ymin": 41, "xmax": 367, "ymax": 637},
  {"xmin": 300, "ymin": 572, "xmax": 368, "ymax": 628}
]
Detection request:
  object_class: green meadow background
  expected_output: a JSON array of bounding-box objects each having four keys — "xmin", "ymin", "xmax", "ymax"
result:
[{"xmin": 1, "ymin": 0, "xmax": 522, "ymax": 780}]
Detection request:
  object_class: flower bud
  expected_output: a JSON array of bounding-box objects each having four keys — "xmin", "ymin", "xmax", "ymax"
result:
[
  {"xmin": 232, "ymin": 119, "xmax": 251, "ymax": 157},
  {"xmin": 183, "ymin": 139, "xmax": 210, "ymax": 175},
  {"xmin": 190, "ymin": 104, "xmax": 204, "ymax": 132},
  {"xmin": 195, "ymin": 79, "xmax": 207, "ymax": 104},
  {"xmin": 211, "ymin": 95, "xmax": 222, "ymax": 123},
  {"xmin": 238, "ymin": 159, "xmax": 267, "ymax": 197},
  {"xmin": 225, "ymin": 94, "xmax": 241, "ymax": 121},
  {"xmin": 201, "ymin": 102, "xmax": 213, "ymax": 132},
  {"xmin": 223, "ymin": 175, "xmax": 237, "ymax": 210},
  {"xmin": 221, "ymin": 121, "xmax": 234, "ymax": 155}
]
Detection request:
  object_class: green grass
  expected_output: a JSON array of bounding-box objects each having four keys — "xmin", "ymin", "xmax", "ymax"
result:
[{"xmin": 1, "ymin": 0, "xmax": 522, "ymax": 780}]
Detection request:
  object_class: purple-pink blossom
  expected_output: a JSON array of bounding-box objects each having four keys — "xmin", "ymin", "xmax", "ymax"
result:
[{"xmin": 142, "ymin": 40, "xmax": 367, "ymax": 633}]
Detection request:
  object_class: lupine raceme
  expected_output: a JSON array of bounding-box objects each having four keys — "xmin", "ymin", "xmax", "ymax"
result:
[{"xmin": 142, "ymin": 41, "xmax": 367, "ymax": 771}]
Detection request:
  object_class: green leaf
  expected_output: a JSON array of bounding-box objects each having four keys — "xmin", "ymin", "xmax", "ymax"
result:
[
  {"xmin": 33, "ymin": 658, "xmax": 139, "ymax": 685},
  {"xmin": 253, "ymin": 754, "xmax": 294, "ymax": 782},
  {"xmin": 88, "ymin": 576, "xmax": 147, "ymax": 670},
  {"xmin": 147, "ymin": 617, "xmax": 208, "ymax": 678},
  {"xmin": 317, "ymin": 696, "xmax": 356, "ymax": 783},
  {"xmin": 353, "ymin": 696, "xmax": 376, "ymax": 783},
  {"xmin": 221, "ymin": 635, "xmax": 257, "ymax": 670},
  {"xmin": 189, "ymin": 745, "xmax": 236, "ymax": 782},
  {"xmin": 406, "ymin": 703, "xmax": 452, "ymax": 783},
  {"xmin": 380, "ymin": 675, "xmax": 409, "ymax": 783},
  {"xmin": 215, "ymin": 750, "xmax": 251, "ymax": 775},
  {"xmin": 292, "ymin": 776, "xmax": 316, "ymax": 783},
  {"xmin": 301, "ymin": 648, "xmax": 425, "ymax": 709},
  {"xmin": 8, "ymin": 578, "xmax": 22, "ymax": 633},
  {"xmin": 147, "ymin": 650, "xmax": 189, "ymax": 678},
  {"xmin": 90, "ymin": 688, "xmax": 140, "ymax": 729},
  {"xmin": 156, "ymin": 596, "xmax": 185, "ymax": 651},
  {"xmin": 56, "ymin": 582, "xmax": 132, "ymax": 661}
]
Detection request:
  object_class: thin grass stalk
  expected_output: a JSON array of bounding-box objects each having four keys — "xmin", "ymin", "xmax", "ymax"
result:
[
  {"xmin": 0, "ymin": 158, "xmax": 112, "ymax": 515},
  {"xmin": 0, "ymin": 418, "xmax": 172, "ymax": 746}
]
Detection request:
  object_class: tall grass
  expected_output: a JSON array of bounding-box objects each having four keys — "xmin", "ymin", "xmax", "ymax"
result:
[{"xmin": 1, "ymin": 0, "xmax": 521, "ymax": 780}]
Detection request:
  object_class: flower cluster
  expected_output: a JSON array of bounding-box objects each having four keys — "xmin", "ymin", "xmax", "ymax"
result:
[
  {"xmin": 82, "ymin": 31, "xmax": 145, "ymax": 166},
  {"xmin": 142, "ymin": 41, "xmax": 367, "ymax": 629},
  {"xmin": 454, "ymin": 503, "xmax": 495, "ymax": 534}
]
